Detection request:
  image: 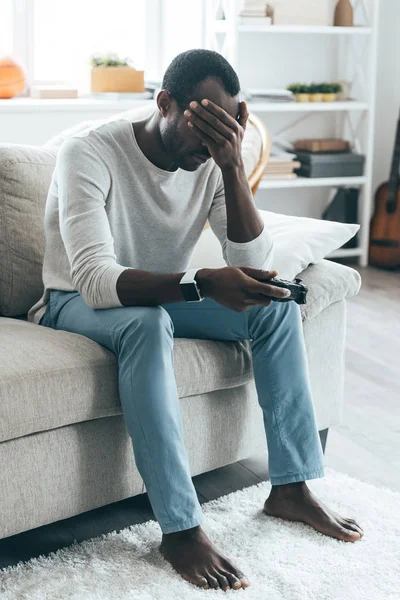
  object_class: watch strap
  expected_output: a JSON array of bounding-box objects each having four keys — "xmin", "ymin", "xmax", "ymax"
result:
[{"xmin": 180, "ymin": 268, "xmax": 202, "ymax": 284}]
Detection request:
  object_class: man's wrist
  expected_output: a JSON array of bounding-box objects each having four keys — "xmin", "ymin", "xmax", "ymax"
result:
[
  {"xmin": 221, "ymin": 159, "xmax": 245, "ymax": 178},
  {"xmin": 194, "ymin": 268, "xmax": 214, "ymax": 298}
]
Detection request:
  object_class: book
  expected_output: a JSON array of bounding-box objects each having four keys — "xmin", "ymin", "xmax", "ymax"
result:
[
  {"xmin": 262, "ymin": 173, "xmax": 298, "ymax": 180},
  {"xmin": 265, "ymin": 161, "xmax": 302, "ymax": 172},
  {"xmin": 30, "ymin": 85, "xmax": 78, "ymax": 99},
  {"xmin": 238, "ymin": 16, "xmax": 271, "ymax": 25},
  {"xmin": 242, "ymin": 88, "xmax": 295, "ymax": 103}
]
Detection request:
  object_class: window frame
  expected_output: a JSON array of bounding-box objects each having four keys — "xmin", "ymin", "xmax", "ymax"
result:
[{"xmin": 12, "ymin": 0, "xmax": 181, "ymax": 96}]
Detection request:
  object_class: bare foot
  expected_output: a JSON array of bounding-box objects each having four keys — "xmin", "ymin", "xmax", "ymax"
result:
[
  {"xmin": 160, "ymin": 525, "xmax": 250, "ymax": 591},
  {"xmin": 263, "ymin": 481, "xmax": 364, "ymax": 542}
]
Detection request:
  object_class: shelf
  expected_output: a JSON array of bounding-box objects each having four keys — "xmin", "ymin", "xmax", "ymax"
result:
[
  {"xmin": 215, "ymin": 22, "xmax": 372, "ymax": 35},
  {"xmin": 258, "ymin": 176, "xmax": 367, "ymax": 189},
  {"xmin": 246, "ymin": 101, "xmax": 368, "ymax": 112},
  {"xmin": 326, "ymin": 247, "xmax": 363, "ymax": 259},
  {"xmin": 0, "ymin": 97, "xmax": 155, "ymax": 113}
]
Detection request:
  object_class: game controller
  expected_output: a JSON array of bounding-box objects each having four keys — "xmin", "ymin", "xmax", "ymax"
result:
[{"xmin": 254, "ymin": 276, "xmax": 308, "ymax": 305}]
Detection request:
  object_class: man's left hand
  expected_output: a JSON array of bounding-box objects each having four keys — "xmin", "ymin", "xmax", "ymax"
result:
[{"xmin": 184, "ymin": 99, "xmax": 248, "ymax": 172}]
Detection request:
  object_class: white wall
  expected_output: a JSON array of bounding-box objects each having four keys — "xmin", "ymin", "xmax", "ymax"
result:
[{"xmin": 372, "ymin": 0, "xmax": 400, "ymax": 193}]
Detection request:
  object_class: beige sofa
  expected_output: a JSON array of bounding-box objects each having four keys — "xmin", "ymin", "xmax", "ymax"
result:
[{"xmin": 0, "ymin": 105, "xmax": 361, "ymax": 540}]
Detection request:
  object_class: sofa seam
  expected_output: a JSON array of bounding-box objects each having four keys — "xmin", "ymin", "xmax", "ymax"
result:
[
  {"xmin": 0, "ymin": 360, "xmax": 117, "ymax": 384},
  {"xmin": 0, "ymin": 408, "xmax": 124, "ymax": 444}
]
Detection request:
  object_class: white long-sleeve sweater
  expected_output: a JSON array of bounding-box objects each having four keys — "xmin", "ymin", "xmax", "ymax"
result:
[{"xmin": 27, "ymin": 113, "xmax": 274, "ymax": 325}]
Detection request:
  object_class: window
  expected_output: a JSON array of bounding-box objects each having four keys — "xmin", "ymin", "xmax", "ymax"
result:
[
  {"xmin": 3, "ymin": 0, "xmax": 207, "ymax": 96},
  {"xmin": 0, "ymin": 0, "xmax": 13, "ymax": 57},
  {"xmin": 33, "ymin": 0, "xmax": 146, "ymax": 92}
]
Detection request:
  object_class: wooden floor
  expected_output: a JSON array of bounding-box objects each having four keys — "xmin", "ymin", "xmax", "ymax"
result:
[
  {"xmin": 324, "ymin": 261, "xmax": 400, "ymax": 492},
  {"xmin": 0, "ymin": 261, "xmax": 399, "ymax": 570}
]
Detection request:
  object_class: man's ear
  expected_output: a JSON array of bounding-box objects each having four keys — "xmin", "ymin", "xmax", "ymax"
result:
[{"xmin": 157, "ymin": 90, "xmax": 173, "ymax": 118}]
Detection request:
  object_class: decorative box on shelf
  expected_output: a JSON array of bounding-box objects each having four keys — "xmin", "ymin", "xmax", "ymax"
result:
[
  {"xmin": 295, "ymin": 151, "xmax": 366, "ymax": 178},
  {"xmin": 91, "ymin": 67, "xmax": 145, "ymax": 93},
  {"xmin": 267, "ymin": 0, "xmax": 330, "ymax": 26}
]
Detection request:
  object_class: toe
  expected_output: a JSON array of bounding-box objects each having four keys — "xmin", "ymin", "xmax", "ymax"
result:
[
  {"xmin": 345, "ymin": 517, "xmax": 364, "ymax": 530},
  {"xmin": 215, "ymin": 572, "xmax": 231, "ymax": 591},
  {"xmin": 337, "ymin": 524, "xmax": 361, "ymax": 542},
  {"xmin": 206, "ymin": 573, "xmax": 220, "ymax": 590},
  {"xmin": 222, "ymin": 559, "xmax": 250, "ymax": 588},
  {"xmin": 188, "ymin": 574, "xmax": 209, "ymax": 589},
  {"xmin": 223, "ymin": 571, "xmax": 242, "ymax": 590},
  {"xmin": 342, "ymin": 518, "xmax": 364, "ymax": 537}
]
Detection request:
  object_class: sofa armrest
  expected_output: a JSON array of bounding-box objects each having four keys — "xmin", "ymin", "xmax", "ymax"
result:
[{"xmin": 297, "ymin": 259, "xmax": 362, "ymax": 322}]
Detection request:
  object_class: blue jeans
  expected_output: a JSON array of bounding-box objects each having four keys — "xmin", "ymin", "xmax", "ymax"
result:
[{"xmin": 39, "ymin": 290, "xmax": 325, "ymax": 534}]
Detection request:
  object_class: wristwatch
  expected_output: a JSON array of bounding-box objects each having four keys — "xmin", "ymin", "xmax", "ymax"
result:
[{"xmin": 179, "ymin": 268, "xmax": 204, "ymax": 302}]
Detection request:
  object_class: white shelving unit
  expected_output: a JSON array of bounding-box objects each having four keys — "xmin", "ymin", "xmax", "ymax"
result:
[
  {"xmin": 205, "ymin": 0, "xmax": 380, "ymax": 266},
  {"xmin": 258, "ymin": 176, "xmax": 367, "ymax": 189}
]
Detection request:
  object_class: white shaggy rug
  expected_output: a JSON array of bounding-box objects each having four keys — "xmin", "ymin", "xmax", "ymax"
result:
[{"xmin": 1, "ymin": 468, "xmax": 399, "ymax": 600}]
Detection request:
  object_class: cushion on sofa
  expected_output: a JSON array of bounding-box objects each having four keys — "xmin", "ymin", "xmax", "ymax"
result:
[
  {"xmin": 295, "ymin": 259, "xmax": 361, "ymax": 321},
  {"xmin": 0, "ymin": 145, "xmax": 57, "ymax": 317},
  {"xmin": 0, "ymin": 318, "xmax": 253, "ymax": 443}
]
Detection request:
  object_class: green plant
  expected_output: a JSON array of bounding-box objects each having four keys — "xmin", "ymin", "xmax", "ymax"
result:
[
  {"xmin": 287, "ymin": 83, "xmax": 309, "ymax": 94},
  {"xmin": 331, "ymin": 82, "xmax": 342, "ymax": 94},
  {"xmin": 319, "ymin": 83, "xmax": 331, "ymax": 94},
  {"xmin": 287, "ymin": 83, "xmax": 301, "ymax": 94},
  {"xmin": 309, "ymin": 82, "xmax": 323, "ymax": 94},
  {"xmin": 89, "ymin": 52, "xmax": 134, "ymax": 68},
  {"xmin": 298, "ymin": 84, "xmax": 309, "ymax": 94}
]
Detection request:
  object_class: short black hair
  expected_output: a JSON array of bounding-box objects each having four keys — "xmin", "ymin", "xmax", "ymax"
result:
[{"xmin": 161, "ymin": 49, "xmax": 241, "ymax": 109}]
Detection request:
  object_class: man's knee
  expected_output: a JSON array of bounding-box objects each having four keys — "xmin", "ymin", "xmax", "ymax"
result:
[{"xmin": 119, "ymin": 304, "xmax": 174, "ymax": 337}]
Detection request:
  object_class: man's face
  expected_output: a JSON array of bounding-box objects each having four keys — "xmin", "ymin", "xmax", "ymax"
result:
[{"xmin": 159, "ymin": 77, "xmax": 240, "ymax": 172}]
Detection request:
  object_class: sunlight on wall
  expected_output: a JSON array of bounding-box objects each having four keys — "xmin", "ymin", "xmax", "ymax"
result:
[{"xmin": 161, "ymin": 0, "xmax": 205, "ymax": 74}]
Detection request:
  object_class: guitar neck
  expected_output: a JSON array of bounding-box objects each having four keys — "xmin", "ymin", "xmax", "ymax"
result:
[{"xmin": 389, "ymin": 109, "xmax": 400, "ymax": 189}]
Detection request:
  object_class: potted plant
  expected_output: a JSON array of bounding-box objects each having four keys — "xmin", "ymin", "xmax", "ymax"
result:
[
  {"xmin": 309, "ymin": 83, "xmax": 324, "ymax": 102},
  {"xmin": 90, "ymin": 52, "xmax": 145, "ymax": 93},
  {"xmin": 320, "ymin": 82, "xmax": 342, "ymax": 102},
  {"xmin": 287, "ymin": 83, "xmax": 310, "ymax": 103}
]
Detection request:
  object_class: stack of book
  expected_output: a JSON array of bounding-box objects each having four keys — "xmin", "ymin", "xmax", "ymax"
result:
[
  {"xmin": 239, "ymin": 0, "xmax": 271, "ymax": 24},
  {"xmin": 263, "ymin": 152, "xmax": 301, "ymax": 180},
  {"xmin": 242, "ymin": 88, "xmax": 295, "ymax": 103}
]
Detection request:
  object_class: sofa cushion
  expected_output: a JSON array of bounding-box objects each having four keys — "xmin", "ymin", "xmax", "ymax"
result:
[
  {"xmin": 0, "ymin": 106, "xmax": 262, "ymax": 317},
  {"xmin": 0, "ymin": 318, "xmax": 253, "ymax": 443},
  {"xmin": 295, "ymin": 259, "xmax": 361, "ymax": 321},
  {"xmin": 0, "ymin": 145, "xmax": 57, "ymax": 317}
]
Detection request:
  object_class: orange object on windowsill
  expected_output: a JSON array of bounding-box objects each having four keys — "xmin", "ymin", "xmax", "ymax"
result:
[{"xmin": 0, "ymin": 57, "xmax": 26, "ymax": 99}]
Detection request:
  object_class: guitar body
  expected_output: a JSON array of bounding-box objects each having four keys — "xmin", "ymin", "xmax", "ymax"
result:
[
  {"xmin": 368, "ymin": 106, "xmax": 400, "ymax": 269},
  {"xmin": 369, "ymin": 182, "xmax": 400, "ymax": 268}
]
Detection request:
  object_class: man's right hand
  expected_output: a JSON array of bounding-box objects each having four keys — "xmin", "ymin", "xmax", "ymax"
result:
[{"xmin": 196, "ymin": 266, "xmax": 291, "ymax": 312}]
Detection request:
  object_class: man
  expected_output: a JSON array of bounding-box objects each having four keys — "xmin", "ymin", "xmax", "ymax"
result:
[{"xmin": 28, "ymin": 49, "xmax": 364, "ymax": 592}]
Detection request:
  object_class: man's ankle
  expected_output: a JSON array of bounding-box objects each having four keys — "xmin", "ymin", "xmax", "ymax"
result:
[
  {"xmin": 162, "ymin": 525, "xmax": 203, "ymax": 540},
  {"xmin": 271, "ymin": 481, "xmax": 307, "ymax": 496}
]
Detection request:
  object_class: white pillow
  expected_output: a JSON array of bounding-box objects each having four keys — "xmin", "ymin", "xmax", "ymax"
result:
[{"xmin": 188, "ymin": 209, "xmax": 360, "ymax": 280}]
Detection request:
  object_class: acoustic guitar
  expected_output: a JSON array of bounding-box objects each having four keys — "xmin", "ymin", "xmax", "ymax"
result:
[{"xmin": 368, "ymin": 107, "xmax": 400, "ymax": 269}]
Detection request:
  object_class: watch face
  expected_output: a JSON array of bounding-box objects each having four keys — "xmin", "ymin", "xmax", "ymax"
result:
[{"xmin": 181, "ymin": 282, "xmax": 202, "ymax": 302}]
